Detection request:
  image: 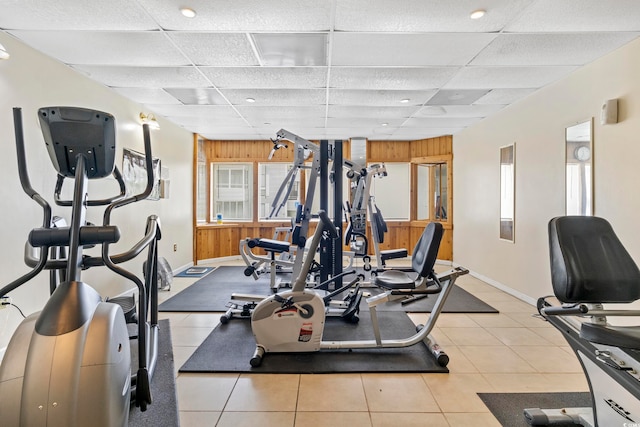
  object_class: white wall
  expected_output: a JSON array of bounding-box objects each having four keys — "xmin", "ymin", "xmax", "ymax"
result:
[
  {"xmin": 454, "ymin": 37, "xmax": 640, "ymax": 304},
  {"xmin": 0, "ymin": 33, "xmax": 194, "ymax": 352}
]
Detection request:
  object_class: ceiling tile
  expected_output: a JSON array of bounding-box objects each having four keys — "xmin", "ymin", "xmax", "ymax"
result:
[
  {"xmin": 328, "ymin": 105, "xmax": 419, "ymax": 119},
  {"xmin": 112, "ymin": 87, "xmax": 183, "ymax": 104},
  {"xmin": 235, "ymin": 106, "xmax": 326, "ymax": 120},
  {"xmin": 443, "ymin": 66, "xmax": 578, "ymax": 89},
  {"xmin": 390, "ymin": 128, "xmax": 462, "ymax": 138},
  {"xmin": 144, "ymin": 104, "xmax": 242, "ymax": 120},
  {"xmin": 414, "ymin": 104, "xmax": 505, "ymax": 118},
  {"xmin": 167, "ymin": 33, "xmax": 258, "ymax": 66},
  {"xmin": 0, "ymin": 0, "xmax": 157, "ymax": 30},
  {"xmin": 330, "ymin": 67, "xmax": 458, "ymax": 90},
  {"xmin": 505, "ymin": 0, "xmax": 640, "ymax": 32},
  {"xmin": 164, "ymin": 88, "xmax": 229, "ymax": 105},
  {"xmin": 248, "ymin": 118, "xmax": 326, "ymax": 130},
  {"xmin": 329, "ymin": 89, "xmax": 437, "ymax": 106},
  {"xmin": 472, "ymin": 33, "xmax": 640, "ymax": 66},
  {"xmin": 72, "ymin": 65, "xmax": 211, "ymax": 88},
  {"xmin": 200, "ymin": 67, "xmax": 327, "ymax": 89},
  {"xmin": 252, "ymin": 33, "xmax": 327, "ymax": 66},
  {"xmin": 403, "ymin": 117, "xmax": 481, "ymax": 128},
  {"xmin": 8, "ymin": 30, "xmax": 189, "ymax": 66},
  {"xmin": 137, "ymin": 0, "xmax": 332, "ymax": 31},
  {"xmin": 326, "ymin": 117, "xmax": 405, "ymax": 127},
  {"xmin": 426, "ymin": 89, "xmax": 489, "ymax": 105},
  {"xmin": 474, "ymin": 88, "xmax": 538, "ymax": 105},
  {"xmin": 334, "ymin": 0, "xmax": 535, "ymax": 32},
  {"xmin": 332, "ymin": 33, "xmax": 497, "ymax": 66},
  {"xmin": 219, "ymin": 89, "xmax": 326, "ymax": 106}
]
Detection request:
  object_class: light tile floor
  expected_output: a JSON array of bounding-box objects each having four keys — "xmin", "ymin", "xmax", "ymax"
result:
[{"xmin": 157, "ymin": 259, "xmax": 588, "ymax": 427}]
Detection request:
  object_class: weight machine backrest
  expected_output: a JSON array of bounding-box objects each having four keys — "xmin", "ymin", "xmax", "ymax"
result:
[{"xmin": 412, "ymin": 222, "xmax": 443, "ymax": 278}]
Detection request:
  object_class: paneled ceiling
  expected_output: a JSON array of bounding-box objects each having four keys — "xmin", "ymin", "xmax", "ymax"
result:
[{"xmin": 1, "ymin": 0, "xmax": 639, "ymax": 141}]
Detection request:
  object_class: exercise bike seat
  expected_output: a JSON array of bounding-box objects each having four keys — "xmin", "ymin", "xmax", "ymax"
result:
[
  {"xmin": 549, "ymin": 216, "xmax": 640, "ymax": 349},
  {"xmin": 373, "ymin": 222, "xmax": 443, "ymax": 290}
]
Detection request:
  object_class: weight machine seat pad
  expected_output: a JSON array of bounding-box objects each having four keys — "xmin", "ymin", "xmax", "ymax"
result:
[
  {"xmin": 380, "ymin": 249, "xmax": 408, "ymax": 261},
  {"xmin": 372, "ymin": 270, "xmax": 416, "ymax": 290},
  {"xmin": 549, "ymin": 216, "xmax": 640, "ymax": 303},
  {"xmin": 249, "ymin": 238, "xmax": 290, "ymax": 253},
  {"xmin": 581, "ymin": 322, "xmax": 640, "ymax": 350}
]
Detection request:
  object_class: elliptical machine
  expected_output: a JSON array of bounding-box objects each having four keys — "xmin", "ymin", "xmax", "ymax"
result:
[{"xmin": 0, "ymin": 107, "xmax": 162, "ymax": 426}]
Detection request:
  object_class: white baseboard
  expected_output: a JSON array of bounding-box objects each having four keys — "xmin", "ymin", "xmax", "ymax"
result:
[
  {"xmin": 451, "ymin": 262, "xmax": 537, "ymax": 307},
  {"xmin": 197, "ymin": 255, "xmax": 242, "ymax": 264}
]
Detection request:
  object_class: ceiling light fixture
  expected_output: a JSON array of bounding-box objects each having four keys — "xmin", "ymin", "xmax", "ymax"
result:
[
  {"xmin": 381, "ymin": 123, "xmax": 388, "ymax": 127},
  {"xmin": 400, "ymin": 98, "xmax": 410, "ymax": 103},
  {"xmin": 0, "ymin": 42, "xmax": 10, "ymax": 60},
  {"xmin": 470, "ymin": 9, "xmax": 486, "ymax": 19},
  {"xmin": 245, "ymin": 97, "xmax": 256, "ymax": 103},
  {"xmin": 140, "ymin": 112, "xmax": 160, "ymax": 129},
  {"xmin": 180, "ymin": 7, "xmax": 197, "ymax": 18}
]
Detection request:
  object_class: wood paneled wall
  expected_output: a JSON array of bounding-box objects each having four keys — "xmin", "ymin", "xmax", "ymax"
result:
[{"xmin": 195, "ymin": 135, "xmax": 454, "ymax": 262}]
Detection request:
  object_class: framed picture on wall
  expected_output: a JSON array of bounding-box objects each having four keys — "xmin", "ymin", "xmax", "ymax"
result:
[{"xmin": 122, "ymin": 148, "xmax": 161, "ymax": 201}]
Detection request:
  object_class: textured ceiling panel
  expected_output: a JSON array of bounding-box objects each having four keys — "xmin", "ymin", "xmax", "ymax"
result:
[
  {"xmin": 403, "ymin": 117, "xmax": 481, "ymax": 128},
  {"xmin": 414, "ymin": 104, "xmax": 505, "ymax": 118},
  {"xmin": 426, "ymin": 89, "xmax": 490, "ymax": 105},
  {"xmin": 144, "ymin": 104, "xmax": 242, "ymax": 120},
  {"xmin": 505, "ymin": 0, "xmax": 640, "ymax": 32},
  {"xmin": 113, "ymin": 87, "xmax": 183, "ymax": 105},
  {"xmin": 72, "ymin": 65, "xmax": 211, "ymax": 88},
  {"xmin": 443, "ymin": 66, "xmax": 578, "ymax": 89},
  {"xmin": 330, "ymin": 67, "xmax": 458, "ymax": 90},
  {"xmin": 474, "ymin": 88, "xmax": 538, "ymax": 105},
  {"xmin": 164, "ymin": 88, "xmax": 229, "ymax": 105},
  {"xmin": 219, "ymin": 89, "xmax": 326, "ymax": 106},
  {"xmin": 252, "ymin": 33, "xmax": 327, "ymax": 66},
  {"xmin": 328, "ymin": 106, "xmax": 420, "ymax": 119},
  {"xmin": 332, "ymin": 33, "xmax": 497, "ymax": 66},
  {"xmin": 138, "ymin": 0, "xmax": 332, "ymax": 31},
  {"xmin": 0, "ymin": 0, "xmax": 158, "ymax": 30},
  {"xmin": 9, "ymin": 31, "xmax": 188, "ymax": 66},
  {"xmin": 200, "ymin": 67, "xmax": 327, "ymax": 89},
  {"xmin": 472, "ymin": 33, "xmax": 640, "ymax": 66},
  {"xmin": 167, "ymin": 33, "xmax": 258, "ymax": 66},
  {"xmin": 2, "ymin": 0, "xmax": 639, "ymax": 141},
  {"xmin": 235, "ymin": 106, "xmax": 326, "ymax": 120},
  {"xmin": 334, "ymin": 0, "xmax": 535, "ymax": 32},
  {"xmin": 329, "ymin": 89, "xmax": 437, "ymax": 106}
]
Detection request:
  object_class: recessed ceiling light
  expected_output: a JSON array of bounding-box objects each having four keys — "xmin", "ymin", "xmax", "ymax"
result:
[
  {"xmin": 245, "ymin": 97, "xmax": 256, "ymax": 103},
  {"xmin": 180, "ymin": 7, "xmax": 197, "ymax": 18},
  {"xmin": 400, "ymin": 99, "xmax": 410, "ymax": 103},
  {"xmin": 470, "ymin": 9, "xmax": 486, "ymax": 19},
  {"xmin": 381, "ymin": 123, "xmax": 388, "ymax": 127}
]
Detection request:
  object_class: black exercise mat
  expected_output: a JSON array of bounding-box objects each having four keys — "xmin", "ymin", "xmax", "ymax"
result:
[
  {"xmin": 159, "ymin": 266, "xmax": 498, "ymax": 314},
  {"xmin": 129, "ymin": 319, "xmax": 179, "ymax": 427},
  {"xmin": 478, "ymin": 392, "xmax": 592, "ymax": 427},
  {"xmin": 180, "ymin": 310, "xmax": 448, "ymax": 374}
]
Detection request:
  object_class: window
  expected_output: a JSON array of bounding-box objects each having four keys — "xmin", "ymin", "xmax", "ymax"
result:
[
  {"xmin": 258, "ymin": 163, "xmax": 300, "ymax": 220},
  {"xmin": 210, "ymin": 163, "xmax": 252, "ymax": 221},
  {"xmin": 369, "ymin": 162, "xmax": 410, "ymax": 221}
]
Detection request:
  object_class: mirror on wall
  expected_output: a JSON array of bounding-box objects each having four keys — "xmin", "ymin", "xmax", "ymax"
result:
[
  {"xmin": 415, "ymin": 160, "xmax": 449, "ymax": 222},
  {"xmin": 565, "ymin": 119, "xmax": 593, "ymax": 216},
  {"xmin": 500, "ymin": 144, "xmax": 515, "ymax": 242}
]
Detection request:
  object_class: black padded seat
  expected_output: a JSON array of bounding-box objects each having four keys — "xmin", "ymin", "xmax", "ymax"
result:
[
  {"xmin": 373, "ymin": 222, "xmax": 443, "ymax": 291},
  {"xmin": 580, "ymin": 323, "xmax": 640, "ymax": 350},
  {"xmin": 247, "ymin": 238, "xmax": 290, "ymax": 253}
]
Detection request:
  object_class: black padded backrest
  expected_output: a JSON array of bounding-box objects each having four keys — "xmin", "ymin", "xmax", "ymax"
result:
[
  {"xmin": 549, "ymin": 216, "xmax": 640, "ymax": 303},
  {"xmin": 372, "ymin": 205, "xmax": 388, "ymax": 244},
  {"xmin": 412, "ymin": 222, "xmax": 443, "ymax": 278}
]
